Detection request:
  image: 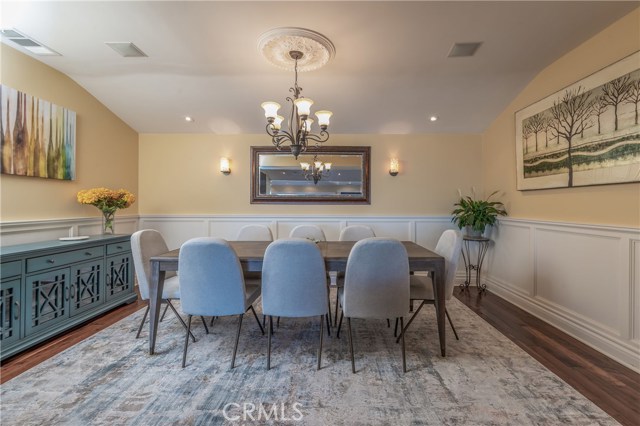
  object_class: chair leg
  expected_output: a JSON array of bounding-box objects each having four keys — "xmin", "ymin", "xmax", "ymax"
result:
[
  {"xmin": 325, "ymin": 310, "xmax": 332, "ymax": 337},
  {"xmin": 326, "ymin": 285, "xmax": 333, "ymax": 328},
  {"xmin": 210, "ymin": 316, "xmax": 216, "ymax": 327},
  {"xmin": 166, "ymin": 300, "xmax": 196, "ymax": 342},
  {"xmin": 394, "ymin": 318, "xmax": 399, "ymax": 337},
  {"xmin": 318, "ymin": 315, "xmax": 324, "ymax": 370},
  {"xmin": 347, "ymin": 317, "xmax": 355, "ymax": 374},
  {"xmin": 387, "ymin": 318, "xmax": 391, "ymax": 328},
  {"xmin": 445, "ymin": 309, "xmax": 459, "ymax": 340},
  {"xmin": 337, "ymin": 310, "xmax": 344, "ymax": 338},
  {"xmin": 248, "ymin": 305, "xmax": 265, "ymax": 335},
  {"xmin": 160, "ymin": 303, "xmax": 170, "ymax": 322},
  {"xmin": 201, "ymin": 316, "xmax": 209, "ymax": 334},
  {"xmin": 400, "ymin": 317, "xmax": 407, "ymax": 373},
  {"xmin": 136, "ymin": 305, "xmax": 150, "ymax": 338},
  {"xmin": 181, "ymin": 315, "xmax": 192, "ymax": 368},
  {"xmin": 231, "ymin": 314, "xmax": 243, "ymax": 369},
  {"xmin": 267, "ymin": 316, "xmax": 273, "ymax": 370},
  {"xmin": 334, "ymin": 289, "xmax": 340, "ymax": 326},
  {"xmin": 396, "ymin": 301, "xmax": 426, "ymax": 344},
  {"xmin": 277, "ymin": 316, "xmax": 280, "ymax": 328}
]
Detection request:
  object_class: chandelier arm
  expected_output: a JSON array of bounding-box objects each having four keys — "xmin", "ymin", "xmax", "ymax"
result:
[
  {"xmin": 305, "ymin": 131, "xmax": 330, "ymax": 144},
  {"xmin": 272, "ymin": 133, "xmax": 294, "ymax": 147}
]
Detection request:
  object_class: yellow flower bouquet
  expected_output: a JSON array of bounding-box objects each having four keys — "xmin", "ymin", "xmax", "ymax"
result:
[{"xmin": 77, "ymin": 187, "xmax": 136, "ymax": 234}]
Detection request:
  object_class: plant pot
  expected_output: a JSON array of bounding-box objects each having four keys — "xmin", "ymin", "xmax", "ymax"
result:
[{"xmin": 464, "ymin": 226, "xmax": 484, "ymax": 238}]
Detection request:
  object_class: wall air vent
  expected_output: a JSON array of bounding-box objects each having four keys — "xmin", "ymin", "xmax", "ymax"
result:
[
  {"xmin": 0, "ymin": 28, "xmax": 60, "ymax": 56},
  {"xmin": 105, "ymin": 42, "xmax": 147, "ymax": 57},
  {"xmin": 447, "ymin": 42, "xmax": 482, "ymax": 58}
]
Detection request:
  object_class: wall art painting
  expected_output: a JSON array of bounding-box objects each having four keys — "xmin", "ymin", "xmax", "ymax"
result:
[
  {"xmin": 515, "ymin": 52, "xmax": 640, "ymax": 190},
  {"xmin": 0, "ymin": 85, "xmax": 76, "ymax": 180}
]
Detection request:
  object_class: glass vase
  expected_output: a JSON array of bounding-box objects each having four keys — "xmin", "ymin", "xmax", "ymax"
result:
[{"xmin": 101, "ymin": 210, "xmax": 116, "ymax": 235}]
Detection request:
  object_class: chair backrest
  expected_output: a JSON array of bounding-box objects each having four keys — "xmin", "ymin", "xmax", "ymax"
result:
[
  {"xmin": 435, "ymin": 230, "xmax": 463, "ymax": 300},
  {"xmin": 236, "ymin": 224, "xmax": 273, "ymax": 241},
  {"xmin": 343, "ymin": 238, "xmax": 410, "ymax": 319},
  {"xmin": 289, "ymin": 225, "xmax": 326, "ymax": 241},
  {"xmin": 339, "ymin": 225, "xmax": 376, "ymax": 241},
  {"xmin": 178, "ymin": 237, "xmax": 247, "ymax": 317},
  {"xmin": 131, "ymin": 229, "xmax": 176, "ymax": 301},
  {"xmin": 262, "ymin": 239, "xmax": 328, "ymax": 318}
]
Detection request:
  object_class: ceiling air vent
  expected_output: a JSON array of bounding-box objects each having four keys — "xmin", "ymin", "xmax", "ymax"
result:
[
  {"xmin": 447, "ymin": 42, "xmax": 482, "ymax": 58},
  {"xmin": 0, "ymin": 28, "xmax": 60, "ymax": 56},
  {"xmin": 105, "ymin": 42, "xmax": 147, "ymax": 57}
]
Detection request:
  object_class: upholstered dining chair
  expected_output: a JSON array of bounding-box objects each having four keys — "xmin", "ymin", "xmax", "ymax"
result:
[
  {"xmin": 262, "ymin": 239, "xmax": 329, "ymax": 370},
  {"xmin": 289, "ymin": 224, "xmax": 326, "ymax": 242},
  {"xmin": 396, "ymin": 229, "xmax": 463, "ymax": 343},
  {"xmin": 236, "ymin": 224, "xmax": 273, "ymax": 242},
  {"xmin": 288, "ymin": 224, "xmax": 332, "ymax": 326},
  {"xmin": 336, "ymin": 238, "xmax": 410, "ymax": 373},
  {"xmin": 178, "ymin": 237, "xmax": 265, "ymax": 368},
  {"xmin": 334, "ymin": 225, "xmax": 376, "ymax": 324},
  {"xmin": 131, "ymin": 229, "xmax": 196, "ymax": 342}
]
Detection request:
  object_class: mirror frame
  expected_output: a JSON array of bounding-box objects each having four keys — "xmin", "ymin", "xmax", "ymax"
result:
[{"xmin": 250, "ymin": 146, "xmax": 371, "ymax": 204}]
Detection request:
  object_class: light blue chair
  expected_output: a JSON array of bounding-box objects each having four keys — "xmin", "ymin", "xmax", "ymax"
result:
[
  {"xmin": 131, "ymin": 229, "xmax": 196, "ymax": 342},
  {"xmin": 262, "ymin": 239, "xmax": 329, "ymax": 370},
  {"xmin": 337, "ymin": 238, "xmax": 410, "ymax": 373},
  {"xmin": 335, "ymin": 225, "xmax": 376, "ymax": 323},
  {"xmin": 396, "ymin": 229, "xmax": 463, "ymax": 343},
  {"xmin": 178, "ymin": 237, "xmax": 264, "ymax": 368}
]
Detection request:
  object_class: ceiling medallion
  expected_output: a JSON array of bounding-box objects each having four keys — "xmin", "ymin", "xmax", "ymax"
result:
[{"xmin": 258, "ymin": 27, "xmax": 335, "ymax": 72}]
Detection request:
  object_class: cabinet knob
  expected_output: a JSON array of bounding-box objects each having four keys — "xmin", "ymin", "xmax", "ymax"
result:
[
  {"xmin": 116, "ymin": 246, "xmax": 123, "ymax": 249},
  {"xmin": 13, "ymin": 301, "xmax": 20, "ymax": 320},
  {"xmin": 85, "ymin": 251, "xmax": 92, "ymax": 256},
  {"xmin": 46, "ymin": 259, "xmax": 55, "ymax": 264}
]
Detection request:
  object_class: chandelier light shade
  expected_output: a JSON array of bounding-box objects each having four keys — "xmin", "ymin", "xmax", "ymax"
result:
[{"xmin": 259, "ymin": 28, "xmax": 335, "ymax": 158}]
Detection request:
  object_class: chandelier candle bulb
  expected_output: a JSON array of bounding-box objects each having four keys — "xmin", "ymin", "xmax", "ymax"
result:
[
  {"xmin": 324, "ymin": 162, "xmax": 332, "ymax": 171},
  {"xmin": 273, "ymin": 115, "xmax": 284, "ymax": 131},
  {"xmin": 389, "ymin": 158, "xmax": 399, "ymax": 176},
  {"xmin": 304, "ymin": 118, "xmax": 314, "ymax": 133}
]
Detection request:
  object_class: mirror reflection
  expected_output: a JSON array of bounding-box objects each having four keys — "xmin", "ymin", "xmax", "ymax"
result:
[{"xmin": 250, "ymin": 146, "xmax": 370, "ymax": 204}]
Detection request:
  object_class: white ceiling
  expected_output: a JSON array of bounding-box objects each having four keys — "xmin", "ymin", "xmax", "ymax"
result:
[{"xmin": 1, "ymin": 1, "xmax": 636, "ymax": 135}]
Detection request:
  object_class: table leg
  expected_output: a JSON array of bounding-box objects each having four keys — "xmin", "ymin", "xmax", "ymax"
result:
[
  {"xmin": 432, "ymin": 264, "xmax": 446, "ymax": 357},
  {"xmin": 149, "ymin": 260, "xmax": 165, "ymax": 355}
]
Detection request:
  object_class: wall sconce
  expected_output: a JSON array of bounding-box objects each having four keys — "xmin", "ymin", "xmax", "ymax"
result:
[
  {"xmin": 389, "ymin": 158, "xmax": 399, "ymax": 176},
  {"xmin": 220, "ymin": 157, "xmax": 231, "ymax": 175}
]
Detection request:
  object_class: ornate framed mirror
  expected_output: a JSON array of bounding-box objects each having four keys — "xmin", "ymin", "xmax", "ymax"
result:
[{"xmin": 250, "ymin": 146, "xmax": 370, "ymax": 204}]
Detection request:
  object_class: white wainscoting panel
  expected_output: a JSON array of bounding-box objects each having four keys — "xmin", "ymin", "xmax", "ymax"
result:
[{"xmin": 487, "ymin": 218, "xmax": 640, "ymax": 372}]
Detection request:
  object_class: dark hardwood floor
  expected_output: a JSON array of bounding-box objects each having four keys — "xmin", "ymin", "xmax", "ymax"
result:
[
  {"xmin": 1, "ymin": 289, "xmax": 638, "ymax": 425},
  {"xmin": 454, "ymin": 287, "xmax": 640, "ymax": 426}
]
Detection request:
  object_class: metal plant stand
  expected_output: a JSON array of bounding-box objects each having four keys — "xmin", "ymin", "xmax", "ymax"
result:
[{"xmin": 460, "ymin": 236, "xmax": 490, "ymax": 293}]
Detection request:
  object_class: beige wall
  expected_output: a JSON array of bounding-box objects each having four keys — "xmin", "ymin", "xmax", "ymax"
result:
[
  {"xmin": 482, "ymin": 8, "xmax": 640, "ymax": 227},
  {"xmin": 0, "ymin": 45, "xmax": 139, "ymax": 222},
  {"xmin": 138, "ymin": 133, "xmax": 482, "ymax": 216}
]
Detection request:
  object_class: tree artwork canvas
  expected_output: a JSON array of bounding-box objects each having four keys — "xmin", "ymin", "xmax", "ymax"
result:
[
  {"xmin": 0, "ymin": 85, "xmax": 76, "ymax": 180},
  {"xmin": 515, "ymin": 52, "xmax": 639, "ymax": 190}
]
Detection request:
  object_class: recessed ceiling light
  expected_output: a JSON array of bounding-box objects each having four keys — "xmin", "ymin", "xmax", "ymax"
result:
[
  {"xmin": 184, "ymin": 116, "xmax": 194, "ymax": 122},
  {"xmin": 430, "ymin": 115, "xmax": 438, "ymax": 122}
]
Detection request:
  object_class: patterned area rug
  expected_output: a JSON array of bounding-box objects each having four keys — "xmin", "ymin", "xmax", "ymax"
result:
[{"xmin": 1, "ymin": 295, "xmax": 617, "ymax": 425}]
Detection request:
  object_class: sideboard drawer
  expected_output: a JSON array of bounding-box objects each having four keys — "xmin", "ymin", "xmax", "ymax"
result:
[
  {"xmin": 107, "ymin": 241, "xmax": 131, "ymax": 255},
  {"xmin": 1, "ymin": 260, "xmax": 22, "ymax": 279},
  {"xmin": 27, "ymin": 246, "xmax": 105, "ymax": 273}
]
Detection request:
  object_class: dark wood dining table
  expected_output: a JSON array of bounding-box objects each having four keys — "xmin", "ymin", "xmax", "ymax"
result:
[{"xmin": 148, "ymin": 240, "xmax": 447, "ymax": 356}]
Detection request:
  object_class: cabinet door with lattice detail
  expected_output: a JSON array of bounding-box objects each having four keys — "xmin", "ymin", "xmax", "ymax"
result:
[
  {"xmin": 25, "ymin": 268, "xmax": 70, "ymax": 336},
  {"xmin": 106, "ymin": 253, "xmax": 133, "ymax": 302},
  {"xmin": 1, "ymin": 278, "xmax": 22, "ymax": 346},
  {"xmin": 70, "ymin": 260, "xmax": 104, "ymax": 317}
]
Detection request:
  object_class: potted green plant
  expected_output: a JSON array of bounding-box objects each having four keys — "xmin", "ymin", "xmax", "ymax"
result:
[{"xmin": 451, "ymin": 189, "xmax": 507, "ymax": 237}]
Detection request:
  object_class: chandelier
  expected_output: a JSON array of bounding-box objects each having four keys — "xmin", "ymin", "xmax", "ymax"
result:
[
  {"xmin": 300, "ymin": 154, "xmax": 332, "ymax": 185},
  {"xmin": 259, "ymin": 28, "xmax": 335, "ymax": 159}
]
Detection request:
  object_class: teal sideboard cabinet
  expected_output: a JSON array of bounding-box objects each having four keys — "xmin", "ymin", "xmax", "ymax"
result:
[{"xmin": 0, "ymin": 234, "xmax": 137, "ymax": 360}]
